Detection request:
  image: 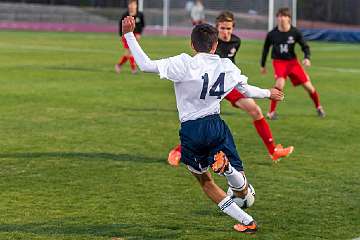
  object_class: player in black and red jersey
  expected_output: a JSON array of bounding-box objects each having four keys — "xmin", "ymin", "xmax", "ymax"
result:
[
  {"xmin": 260, "ymin": 7, "xmax": 325, "ymax": 120},
  {"xmin": 167, "ymin": 11, "xmax": 294, "ymax": 166},
  {"xmin": 115, "ymin": 0, "xmax": 145, "ymax": 74}
]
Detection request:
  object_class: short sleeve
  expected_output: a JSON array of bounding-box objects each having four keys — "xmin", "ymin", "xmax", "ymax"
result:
[{"xmin": 154, "ymin": 53, "xmax": 191, "ymax": 82}]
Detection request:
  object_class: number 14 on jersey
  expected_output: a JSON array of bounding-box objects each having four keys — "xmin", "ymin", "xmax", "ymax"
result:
[{"xmin": 200, "ymin": 73, "xmax": 225, "ymax": 100}]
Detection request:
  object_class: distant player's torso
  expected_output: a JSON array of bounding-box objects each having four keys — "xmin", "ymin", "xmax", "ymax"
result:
[
  {"xmin": 269, "ymin": 26, "xmax": 299, "ymax": 60},
  {"xmin": 216, "ymin": 34, "xmax": 241, "ymax": 63},
  {"xmin": 121, "ymin": 11, "xmax": 145, "ymax": 34}
]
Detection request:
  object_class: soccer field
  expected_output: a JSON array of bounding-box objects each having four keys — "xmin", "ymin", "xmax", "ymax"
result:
[{"xmin": 0, "ymin": 30, "xmax": 359, "ymax": 240}]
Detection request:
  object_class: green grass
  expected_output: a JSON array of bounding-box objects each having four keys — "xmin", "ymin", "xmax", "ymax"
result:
[{"xmin": 0, "ymin": 30, "xmax": 359, "ymax": 240}]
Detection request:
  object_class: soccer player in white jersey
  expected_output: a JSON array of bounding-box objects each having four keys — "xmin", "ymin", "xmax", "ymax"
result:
[{"xmin": 122, "ymin": 16, "xmax": 284, "ymax": 233}]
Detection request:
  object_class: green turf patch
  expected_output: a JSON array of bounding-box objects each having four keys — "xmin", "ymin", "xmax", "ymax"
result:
[{"xmin": 0, "ymin": 30, "xmax": 359, "ymax": 240}]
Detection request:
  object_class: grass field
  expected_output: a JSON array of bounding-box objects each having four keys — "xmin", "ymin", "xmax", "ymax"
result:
[{"xmin": 0, "ymin": 30, "xmax": 359, "ymax": 240}]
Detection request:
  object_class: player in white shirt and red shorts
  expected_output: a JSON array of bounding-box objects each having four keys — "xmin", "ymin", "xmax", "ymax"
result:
[{"xmin": 122, "ymin": 16, "xmax": 285, "ymax": 234}]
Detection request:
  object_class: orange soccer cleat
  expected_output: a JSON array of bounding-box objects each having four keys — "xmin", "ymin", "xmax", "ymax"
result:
[
  {"xmin": 167, "ymin": 145, "xmax": 181, "ymax": 167},
  {"xmin": 234, "ymin": 221, "xmax": 257, "ymax": 234},
  {"xmin": 211, "ymin": 151, "xmax": 229, "ymax": 174},
  {"xmin": 271, "ymin": 144, "xmax": 294, "ymax": 162}
]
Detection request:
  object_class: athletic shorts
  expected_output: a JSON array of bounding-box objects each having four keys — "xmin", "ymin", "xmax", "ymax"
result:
[
  {"xmin": 179, "ymin": 114, "xmax": 244, "ymax": 174},
  {"xmin": 121, "ymin": 33, "xmax": 141, "ymax": 49},
  {"xmin": 225, "ymin": 88, "xmax": 246, "ymax": 107},
  {"xmin": 272, "ymin": 59, "xmax": 309, "ymax": 86}
]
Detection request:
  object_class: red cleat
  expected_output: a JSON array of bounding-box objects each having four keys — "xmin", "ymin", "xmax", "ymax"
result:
[
  {"xmin": 271, "ymin": 144, "xmax": 294, "ymax": 162},
  {"xmin": 234, "ymin": 221, "xmax": 257, "ymax": 234},
  {"xmin": 167, "ymin": 145, "xmax": 181, "ymax": 167},
  {"xmin": 211, "ymin": 151, "xmax": 229, "ymax": 174}
]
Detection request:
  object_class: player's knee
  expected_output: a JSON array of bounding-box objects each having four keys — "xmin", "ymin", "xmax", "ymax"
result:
[
  {"xmin": 195, "ymin": 173, "xmax": 215, "ymax": 190},
  {"xmin": 247, "ymin": 105, "xmax": 263, "ymax": 120},
  {"xmin": 201, "ymin": 179, "xmax": 216, "ymax": 192},
  {"xmin": 275, "ymin": 78, "xmax": 285, "ymax": 90},
  {"xmin": 304, "ymin": 83, "xmax": 315, "ymax": 93}
]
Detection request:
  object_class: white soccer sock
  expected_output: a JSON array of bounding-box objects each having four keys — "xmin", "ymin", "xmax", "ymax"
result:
[
  {"xmin": 218, "ymin": 196, "xmax": 253, "ymax": 225},
  {"xmin": 224, "ymin": 164, "xmax": 247, "ymax": 191}
]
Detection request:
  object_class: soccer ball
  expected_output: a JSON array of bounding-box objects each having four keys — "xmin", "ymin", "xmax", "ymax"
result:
[{"xmin": 227, "ymin": 184, "xmax": 256, "ymax": 209}]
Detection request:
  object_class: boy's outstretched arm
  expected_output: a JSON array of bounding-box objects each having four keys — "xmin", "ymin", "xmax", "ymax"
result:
[
  {"xmin": 122, "ymin": 16, "xmax": 159, "ymax": 73},
  {"xmin": 236, "ymin": 84, "xmax": 284, "ymax": 101}
]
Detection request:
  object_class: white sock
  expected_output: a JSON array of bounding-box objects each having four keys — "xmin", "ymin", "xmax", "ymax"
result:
[
  {"xmin": 218, "ymin": 196, "xmax": 253, "ymax": 225},
  {"xmin": 224, "ymin": 164, "xmax": 247, "ymax": 191}
]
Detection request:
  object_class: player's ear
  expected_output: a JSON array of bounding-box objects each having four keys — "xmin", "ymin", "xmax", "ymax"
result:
[
  {"xmin": 210, "ymin": 41, "xmax": 218, "ymax": 54},
  {"xmin": 191, "ymin": 42, "xmax": 196, "ymax": 52}
]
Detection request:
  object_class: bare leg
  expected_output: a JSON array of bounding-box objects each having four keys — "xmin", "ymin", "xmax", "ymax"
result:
[{"xmin": 192, "ymin": 171, "xmax": 226, "ymax": 204}]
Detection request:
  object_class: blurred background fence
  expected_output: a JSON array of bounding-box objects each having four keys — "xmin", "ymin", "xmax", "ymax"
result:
[{"xmin": 0, "ymin": 0, "xmax": 359, "ymax": 42}]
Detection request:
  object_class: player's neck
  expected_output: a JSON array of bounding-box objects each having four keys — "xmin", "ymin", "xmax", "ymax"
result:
[{"xmin": 278, "ymin": 24, "xmax": 291, "ymax": 32}]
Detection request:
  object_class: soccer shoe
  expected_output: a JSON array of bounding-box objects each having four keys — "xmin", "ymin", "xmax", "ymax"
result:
[
  {"xmin": 234, "ymin": 221, "xmax": 257, "ymax": 234},
  {"xmin": 212, "ymin": 151, "xmax": 229, "ymax": 174},
  {"xmin": 167, "ymin": 146, "xmax": 181, "ymax": 167},
  {"xmin": 271, "ymin": 144, "xmax": 294, "ymax": 162},
  {"xmin": 131, "ymin": 68, "xmax": 138, "ymax": 74},
  {"xmin": 266, "ymin": 111, "xmax": 278, "ymax": 120},
  {"xmin": 316, "ymin": 106, "xmax": 326, "ymax": 118},
  {"xmin": 114, "ymin": 64, "xmax": 122, "ymax": 73}
]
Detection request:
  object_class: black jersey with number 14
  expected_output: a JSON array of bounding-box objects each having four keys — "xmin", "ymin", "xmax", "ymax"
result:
[{"xmin": 261, "ymin": 26, "xmax": 310, "ymax": 67}]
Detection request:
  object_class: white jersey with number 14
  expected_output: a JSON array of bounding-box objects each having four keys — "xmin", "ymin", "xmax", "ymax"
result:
[{"xmin": 154, "ymin": 53, "xmax": 247, "ymax": 122}]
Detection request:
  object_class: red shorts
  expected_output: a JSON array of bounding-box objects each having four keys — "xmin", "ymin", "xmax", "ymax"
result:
[
  {"xmin": 272, "ymin": 59, "xmax": 309, "ymax": 86},
  {"xmin": 121, "ymin": 33, "xmax": 141, "ymax": 49},
  {"xmin": 225, "ymin": 88, "xmax": 246, "ymax": 106}
]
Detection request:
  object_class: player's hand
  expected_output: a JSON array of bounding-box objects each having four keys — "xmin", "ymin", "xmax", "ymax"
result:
[
  {"xmin": 260, "ymin": 67, "xmax": 267, "ymax": 75},
  {"xmin": 302, "ymin": 58, "xmax": 311, "ymax": 67},
  {"xmin": 122, "ymin": 16, "xmax": 136, "ymax": 35},
  {"xmin": 269, "ymin": 88, "xmax": 284, "ymax": 101}
]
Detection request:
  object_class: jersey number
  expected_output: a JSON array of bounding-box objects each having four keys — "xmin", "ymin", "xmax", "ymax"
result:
[
  {"xmin": 200, "ymin": 73, "xmax": 225, "ymax": 100},
  {"xmin": 280, "ymin": 44, "xmax": 289, "ymax": 53}
]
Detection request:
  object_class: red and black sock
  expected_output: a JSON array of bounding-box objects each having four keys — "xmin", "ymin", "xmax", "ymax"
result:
[
  {"xmin": 129, "ymin": 56, "xmax": 137, "ymax": 71},
  {"xmin": 253, "ymin": 117, "xmax": 276, "ymax": 154},
  {"xmin": 309, "ymin": 90, "xmax": 321, "ymax": 109},
  {"xmin": 270, "ymin": 100, "xmax": 278, "ymax": 113},
  {"xmin": 118, "ymin": 55, "xmax": 128, "ymax": 65}
]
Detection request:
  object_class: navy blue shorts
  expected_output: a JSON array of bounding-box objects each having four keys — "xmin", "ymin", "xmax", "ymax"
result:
[{"xmin": 179, "ymin": 114, "xmax": 244, "ymax": 174}]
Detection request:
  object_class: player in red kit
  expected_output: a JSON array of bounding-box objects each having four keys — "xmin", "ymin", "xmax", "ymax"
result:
[
  {"xmin": 168, "ymin": 11, "xmax": 294, "ymax": 166},
  {"xmin": 115, "ymin": 0, "xmax": 145, "ymax": 74},
  {"xmin": 260, "ymin": 8, "xmax": 325, "ymax": 120}
]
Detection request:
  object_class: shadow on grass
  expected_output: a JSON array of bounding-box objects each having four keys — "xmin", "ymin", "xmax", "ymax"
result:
[
  {"xmin": 0, "ymin": 220, "xmax": 181, "ymax": 239},
  {"xmin": 0, "ymin": 152, "xmax": 165, "ymax": 164}
]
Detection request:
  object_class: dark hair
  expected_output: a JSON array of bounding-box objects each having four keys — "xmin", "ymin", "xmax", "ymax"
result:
[
  {"xmin": 191, "ymin": 24, "xmax": 218, "ymax": 53},
  {"xmin": 128, "ymin": 0, "xmax": 137, "ymax": 5},
  {"xmin": 276, "ymin": 7, "xmax": 291, "ymax": 18},
  {"xmin": 216, "ymin": 11, "xmax": 235, "ymax": 26}
]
